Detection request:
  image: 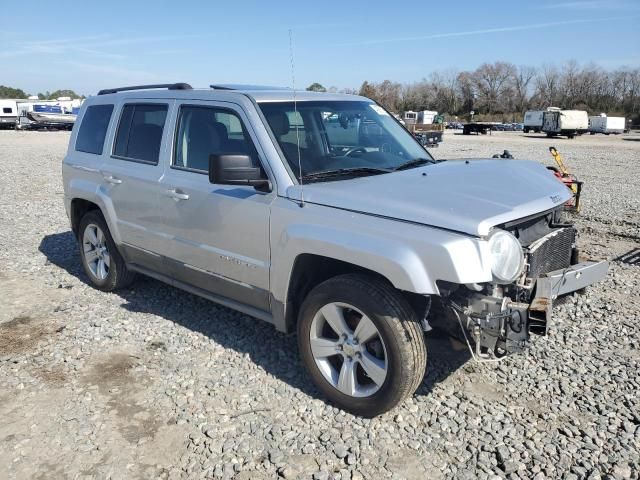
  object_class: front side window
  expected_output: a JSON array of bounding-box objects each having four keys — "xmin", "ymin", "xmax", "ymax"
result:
[
  {"xmin": 259, "ymin": 101, "xmax": 432, "ymax": 182},
  {"xmin": 174, "ymin": 106, "xmax": 258, "ymax": 172},
  {"xmin": 75, "ymin": 104, "xmax": 114, "ymax": 155},
  {"xmin": 113, "ymin": 104, "xmax": 168, "ymax": 164}
]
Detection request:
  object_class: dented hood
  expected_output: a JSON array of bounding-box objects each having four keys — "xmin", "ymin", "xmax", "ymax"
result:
[{"xmin": 286, "ymin": 159, "xmax": 572, "ymax": 237}]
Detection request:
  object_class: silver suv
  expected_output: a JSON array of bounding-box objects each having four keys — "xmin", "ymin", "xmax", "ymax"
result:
[{"xmin": 62, "ymin": 83, "xmax": 608, "ymax": 417}]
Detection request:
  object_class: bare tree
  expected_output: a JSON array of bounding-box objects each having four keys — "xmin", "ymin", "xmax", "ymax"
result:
[
  {"xmin": 402, "ymin": 80, "xmax": 434, "ymax": 111},
  {"xmin": 358, "ymin": 80, "xmax": 402, "ymax": 112},
  {"xmin": 512, "ymin": 65, "xmax": 536, "ymax": 114},
  {"xmin": 351, "ymin": 61, "xmax": 639, "ymax": 124},
  {"xmin": 456, "ymin": 71, "xmax": 476, "ymax": 116},
  {"xmin": 428, "ymin": 69, "xmax": 459, "ymax": 114},
  {"xmin": 534, "ymin": 64, "xmax": 561, "ymax": 108},
  {"xmin": 358, "ymin": 81, "xmax": 378, "ymax": 101},
  {"xmin": 472, "ymin": 62, "xmax": 516, "ymax": 114}
]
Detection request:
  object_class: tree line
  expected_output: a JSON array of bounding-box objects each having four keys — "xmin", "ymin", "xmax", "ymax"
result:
[
  {"xmin": 0, "ymin": 86, "xmax": 84, "ymax": 100},
  {"xmin": 310, "ymin": 61, "xmax": 640, "ymax": 124}
]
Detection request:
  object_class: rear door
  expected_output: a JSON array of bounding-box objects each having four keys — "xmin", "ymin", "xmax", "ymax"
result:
[
  {"xmin": 100, "ymin": 99, "xmax": 174, "ymax": 269},
  {"xmin": 156, "ymin": 100, "xmax": 273, "ymax": 310}
]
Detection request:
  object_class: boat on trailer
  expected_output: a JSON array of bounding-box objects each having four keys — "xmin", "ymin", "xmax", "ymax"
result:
[{"xmin": 17, "ymin": 103, "xmax": 76, "ymax": 130}]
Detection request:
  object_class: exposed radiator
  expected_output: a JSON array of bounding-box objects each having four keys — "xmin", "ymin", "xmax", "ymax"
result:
[{"xmin": 526, "ymin": 227, "xmax": 576, "ymax": 279}]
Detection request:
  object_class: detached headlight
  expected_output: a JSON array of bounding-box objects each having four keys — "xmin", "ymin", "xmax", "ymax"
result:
[{"xmin": 488, "ymin": 229, "xmax": 524, "ymax": 283}]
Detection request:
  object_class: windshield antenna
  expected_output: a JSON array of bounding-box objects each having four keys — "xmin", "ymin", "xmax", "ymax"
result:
[{"xmin": 289, "ymin": 28, "xmax": 304, "ymax": 207}]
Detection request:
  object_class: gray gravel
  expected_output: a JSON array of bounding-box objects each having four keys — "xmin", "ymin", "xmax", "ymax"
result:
[{"xmin": 0, "ymin": 130, "xmax": 639, "ymax": 480}]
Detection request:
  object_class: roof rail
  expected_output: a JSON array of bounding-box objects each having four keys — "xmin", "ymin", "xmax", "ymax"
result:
[
  {"xmin": 97, "ymin": 83, "xmax": 192, "ymax": 96},
  {"xmin": 209, "ymin": 84, "xmax": 289, "ymax": 91}
]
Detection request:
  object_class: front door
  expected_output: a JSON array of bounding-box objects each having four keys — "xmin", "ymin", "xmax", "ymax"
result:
[{"xmin": 157, "ymin": 101, "xmax": 273, "ymax": 311}]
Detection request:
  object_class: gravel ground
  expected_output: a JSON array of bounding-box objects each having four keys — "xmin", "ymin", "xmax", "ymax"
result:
[{"xmin": 0, "ymin": 129, "xmax": 639, "ymax": 480}]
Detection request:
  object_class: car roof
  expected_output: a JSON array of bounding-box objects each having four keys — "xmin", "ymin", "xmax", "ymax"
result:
[{"xmin": 90, "ymin": 83, "xmax": 368, "ymax": 103}]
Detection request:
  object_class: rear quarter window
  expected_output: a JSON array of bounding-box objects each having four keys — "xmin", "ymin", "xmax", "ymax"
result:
[{"xmin": 75, "ymin": 104, "xmax": 114, "ymax": 155}]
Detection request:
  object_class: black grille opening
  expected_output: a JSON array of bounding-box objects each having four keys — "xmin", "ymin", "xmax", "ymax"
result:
[{"xmin": 526, "ymin": 227, "xmax": 575, "ymax": 278}]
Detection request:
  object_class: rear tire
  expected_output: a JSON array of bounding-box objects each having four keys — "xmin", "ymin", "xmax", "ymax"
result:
[
  {"xmin": 78, "ymin": 210, "xmax": 135, "ymax": 291},
  {"xmin": 297, "ymin": 274, "xmax": 427, "ymax": 417}
]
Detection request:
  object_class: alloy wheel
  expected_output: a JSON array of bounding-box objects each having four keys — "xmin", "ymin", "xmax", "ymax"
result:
[
  {"xmin": 309, "ymin": 302, "xmax": 388, "ymax": 398},
  {"xmin": 82, "ymin": 223, "xmax": 110, "ymax": 281}
]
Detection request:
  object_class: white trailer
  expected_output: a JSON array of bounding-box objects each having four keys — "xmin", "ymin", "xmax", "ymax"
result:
[
  {"xmin": 542, "ymin": 109, "xmax": 589, "ymax": 139},
  {"xmin": 523, "ymin": 110, "xmax": 544, "ymax": 133},
  {"xmin": 416, "ymin": 110, "xmax": 438, "ymax": 124},
  {"xmin": 403, "ymin": 110, "xmax": 438, "ymax": 125},
  {"xmin": 402, "ymin": 110, "xmax": 417, "ymax": 125},
  {"xmin": 588, "ymin": 114, "xmax": 625, "ymax": 135},
  {"xmin": 0, "ymin": 99, "xmax": 19, "ymax": 129}
]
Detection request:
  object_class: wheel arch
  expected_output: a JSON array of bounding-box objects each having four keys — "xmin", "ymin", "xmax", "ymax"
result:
[
  {"xmin": 70, "ymin": 198, "xmax": 101, "ymax": 238},
  {"xmin": 66, "ymin": 180, "xmax": 121, "ymax": 245},
  {"xmin": 277, "ymin": 253, "xmax": 430, "ymax": 334}
]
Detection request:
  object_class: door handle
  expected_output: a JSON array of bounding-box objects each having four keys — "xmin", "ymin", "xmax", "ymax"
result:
[
  {"xmin": 166, "ymin": 189, "xmax": 189, "ymax": 201},
  {"xmin": 103, "ymin": 175, "xmax": 122, "ymax": 185}
]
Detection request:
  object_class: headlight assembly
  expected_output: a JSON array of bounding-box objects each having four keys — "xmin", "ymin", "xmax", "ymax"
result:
[{"xmin": 488, "ymin": 229, "xmax": 524, "ymax": 283}]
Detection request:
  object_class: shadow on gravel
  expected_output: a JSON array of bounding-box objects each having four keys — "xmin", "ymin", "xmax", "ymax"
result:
[{"xmin": 39, "ymin": 231, "xmax": 470, "ymax": 405}]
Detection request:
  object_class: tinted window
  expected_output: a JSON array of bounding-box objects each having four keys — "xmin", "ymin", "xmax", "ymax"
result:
[
  {"xmin": 174, "ymin": 106, "xmax": 257, "ymax": 172},
  {"xmin": 113, "ymin": 104, "xmax": 168, "ymax": 164},
  {"xmin": 75, "ymin": 104, "xmax": 114, "ymax": 155},
  {"xmin": 3, "ymin": 107, "xmax": 12, "ymax": 114}
]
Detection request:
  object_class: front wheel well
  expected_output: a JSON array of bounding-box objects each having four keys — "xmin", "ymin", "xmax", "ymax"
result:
[
  {"xmin": 284, "ymin": 254, "xmax": 429, "ymax": 332},
  {"xmin": 70, "ymin": 199, "xmax": 100, "ymax": 238}
]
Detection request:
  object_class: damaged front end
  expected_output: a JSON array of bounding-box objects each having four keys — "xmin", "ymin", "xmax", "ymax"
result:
[{"xmin": 439, "ymin": 209, "xmax": 608, "ymax": 358}]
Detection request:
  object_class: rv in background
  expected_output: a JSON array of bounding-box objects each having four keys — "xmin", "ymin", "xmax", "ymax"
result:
[
  {"xmin": 523, "ymin": 110, "xmax": 544, "ymax": 133},
  {"xmin": 402, "ymin": 110, "xmax": 444, "ymax": 147},
  {"xmin": 402, "ymin": 110, "xmax": 439, "ymax": 125},
  {"xmin": 402, "ymin": 111, "xmax": 417, "ymax": 125},
  {"xmin": 416, "ymin": 110, "xmax": 438, "ymax": 124},
  {"xmin": 589, "ymin": 114, "xmax": 625, "ymax": 135},
  {"xmin": 542, "ymin": 108, "xmax": 589, "ymax": 139},
  {"xmin": 0, "ymin": 99, "xmax": 19, "ymax": 129}
]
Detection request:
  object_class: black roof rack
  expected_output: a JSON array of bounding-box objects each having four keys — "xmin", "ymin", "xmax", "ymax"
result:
[
  {"xmin": 97, "ymin": 83, "xmax": 192, "ymax": 96},
  {"xmin": 209, "ymin": 84, "xmax": 236, "ymax": 90}
]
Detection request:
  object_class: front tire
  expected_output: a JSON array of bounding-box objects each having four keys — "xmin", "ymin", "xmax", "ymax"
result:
[
  {"xmin": 297, "ymin": 274, "xmax": 427, "ymax": 417},
  {"xmin": 78, "ymin": 210, "xmax": 135, "ymax": 291}
]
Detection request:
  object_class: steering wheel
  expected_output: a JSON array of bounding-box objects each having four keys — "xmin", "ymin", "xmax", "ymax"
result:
[{"xmin": 343, "ymin": 147, "xmax": 368, "ymax": 157}]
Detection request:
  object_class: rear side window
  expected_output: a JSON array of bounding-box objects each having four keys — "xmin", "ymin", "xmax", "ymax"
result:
[
  {"xmin": 113, "ymin": 104, "xmax": 168, "ymax": 164},
  {"xmin": 3, "ymin": 107, "xmax": 12, "ymax": 114},
  {"xmin": 75, "ymin": 104, "xmax": 114, "ymax": 155}
]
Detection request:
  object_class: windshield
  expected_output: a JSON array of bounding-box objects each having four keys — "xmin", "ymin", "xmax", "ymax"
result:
[{"xmin": 259, "ymin": 100, "xmax": 433, "ymax": 182}]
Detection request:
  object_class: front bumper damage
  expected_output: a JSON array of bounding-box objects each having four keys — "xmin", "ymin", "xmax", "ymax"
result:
[{"xmin": 454, "ymin": 260, "xmax": 608, "ymax": 358}]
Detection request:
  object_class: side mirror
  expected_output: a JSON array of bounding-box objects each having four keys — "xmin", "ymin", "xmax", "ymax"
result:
[{"xmin": 209, "ymin": 154, "xmax": 271, "ymax": 190}]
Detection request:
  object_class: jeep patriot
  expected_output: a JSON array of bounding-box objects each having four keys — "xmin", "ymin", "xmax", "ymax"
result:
[{"xmin": 62, "ymin": 83, "xmax": 608, "ymax": 416}]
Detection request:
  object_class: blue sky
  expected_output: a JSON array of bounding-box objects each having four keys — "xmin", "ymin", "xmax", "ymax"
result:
[{"xmin": 2, "ymin": 0, "xmax": 639, "ymax": 95}]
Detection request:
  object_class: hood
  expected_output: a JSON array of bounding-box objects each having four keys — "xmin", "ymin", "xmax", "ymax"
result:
[{"xmin": 286, "ymin": 159, "xmax": 572, "ymax": 236}]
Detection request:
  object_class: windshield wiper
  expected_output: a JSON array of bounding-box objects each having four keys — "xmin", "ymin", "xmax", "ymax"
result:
[
  {"xmin": 393, "ymin": 157, "xmax": 436, "ymax": 171},
  {"xmin": 301, "ymin": 167, "xmax": 392, "ymax": 182}
]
